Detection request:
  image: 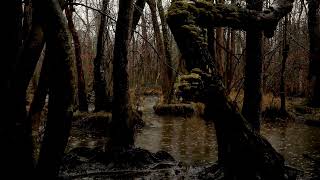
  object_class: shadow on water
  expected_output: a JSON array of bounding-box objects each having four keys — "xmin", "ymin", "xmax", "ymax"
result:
[
  {"xmin": 68, "ymin": 95, "xmax": 320, "ymax": 179},
  {"xmin": 135, "ymin": 96, "xmax": 320, "ymax": 179}
]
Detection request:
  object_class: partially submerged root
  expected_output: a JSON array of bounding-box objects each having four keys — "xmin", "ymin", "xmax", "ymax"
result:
[{"xmin": 60, "ymin": 147, "xmax": 177, "ymax": 179}]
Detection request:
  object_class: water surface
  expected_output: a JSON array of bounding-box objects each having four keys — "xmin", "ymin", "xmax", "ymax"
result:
[{"xmin": 69, "ymin": 95, "xmax": 320, "ymax": 179}]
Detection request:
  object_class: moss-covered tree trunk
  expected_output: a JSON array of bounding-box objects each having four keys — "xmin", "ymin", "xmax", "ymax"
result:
[
  {"xmin": 167, "ymin": 0, "xmax": 294, "ymax": 178},
  {"xmin": 308, "ymin": 0, "xmax": 320, "ymax": 107},
  {"xmin": 94, "ymin": 0, "xmax": 111, "ymax": 112},
  {"xmin": 242, "ymin": 0, "xmax": 263, "ymax": 131},
  {"xmin": 108, "ymin": 0, "xmax": 135, "ymax": 150},
  {"xmin": 34, "ymin": 0, "xmax": 77, "ymax": 178},
  {"xmin": 66, "ymin": 6, "xmax": 88, "ymax": 112}
]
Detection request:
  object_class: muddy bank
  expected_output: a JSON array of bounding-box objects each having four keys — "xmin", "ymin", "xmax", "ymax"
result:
[
  {"xmin": 153, "ymin": 102, "xmax": 205, "ymax": 116},
  {"xmin": 72, "ymin": 110, "xmax": 144, "ymax": 136}
]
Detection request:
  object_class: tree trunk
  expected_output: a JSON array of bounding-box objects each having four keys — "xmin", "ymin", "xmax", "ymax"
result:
[
  {"xmin": 130, "ymin": 0, "xmax": 147, "ymax": 39},
  {"xmin": 2, "ymin": 0, "xmax": 35, "ymax": 178},
  {"xmin": 22, "ymin": 0, "xmax": 32, "ymax": 40},
  {"xmin": 167, "ymin": 0, "xmax": 294, "ymax": 178},
  {"xmin": 34, "ymin": 0, "xmax": 77, "ymax": 177},
  {"xmin": 227, "ymin": 29, "xmax": 236, "ymax": 94},
  {"xmin": 94, "ymin": 0, "xmax": 111, "ymax": 112},
  {"xmin": 280, "ymin": 16, "xmax": 289, "ymax": 113},
  {"xmin": 28, "ymin": 48, "xmax": 50, "ymax": 162},
  {"xmin": 308, "ymin": 0, "xmax": 320, "ymax": 107},
  {"xmin": 146, "ymin": 0, "xmax": 170, "ymax": 103},
  {"xmin": 207, "ymin": 28, "xmax": 216, "ymax": 61},
  {"xmin": 108, "ymin": 0, "xmax": 134, "ymax": 150},
  {"xmin": 241, "ymin": 0, "xmax": 263, "ymax": 131},
  {"xmin": 157, "ymin": 0, "xmax": 174, "ymax": 103},
  {"xmin": 66, "ymin": 6, "xmax": 88, "ymax": 112},
  {"xmin": 216, "ymin": 0, "xmax": 225, "ymax": 78},
  {"xmin": 141, "ymin": 14, "xmax": 151, "ymax": 84}
]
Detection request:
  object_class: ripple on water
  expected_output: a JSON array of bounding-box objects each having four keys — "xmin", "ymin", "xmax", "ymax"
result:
[{"xmin": 68, "ymin": 96, "xmax": 320, "ymax": 179}]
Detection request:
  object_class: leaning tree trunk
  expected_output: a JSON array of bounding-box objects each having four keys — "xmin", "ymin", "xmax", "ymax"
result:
[
  {"xmin": 130, "ymin": 0, "xmax": 146, "ymax": 39},
  {"xmin": 107, "ymin": 0, "xmax": 135, "ymax": 150},
  {"xmin": 308, "ymin": 0, "xmax": 320, "ymax": 107},
  {"xmin": 28, "ymin": 48, "xmax": 50, "ymax": 162},
  {"xmin": 66, "ymin": 6, "xmax": 88, "ymax": 112},
  {"xmin": 241, "ymin": 0, "xmax": 264, "ymax": 132},
  {"xmin": 34, "ymin": 0, "xmax": 77, "ymax": 178},
  {"xmin": 94, "ymin": 0, "xmax": 111, "ymax": 112},
  {"xmin": 167, "ymin": 0, "xmax": 294, "ymax": 178}
]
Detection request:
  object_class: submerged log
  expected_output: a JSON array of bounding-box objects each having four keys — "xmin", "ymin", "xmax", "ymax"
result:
[{"xmin": 167, "ymin": 0, "xmax": 294, "ymax": 179}]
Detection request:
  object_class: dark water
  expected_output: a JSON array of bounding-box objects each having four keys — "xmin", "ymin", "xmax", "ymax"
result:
[
  {"xmin": 69, "ymin": 96, "xmax": 320, "ymax": 179},
  {"xmin": 135, "ymin": 96, "xmax": 320, "ymax": 178},
  {"xmin": 135, "ymin": 96, "xmax": 217, "ymax": 166}
]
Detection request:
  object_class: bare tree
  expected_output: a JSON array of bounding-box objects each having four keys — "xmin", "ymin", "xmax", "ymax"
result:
[
  {"xmin": 157, "ymin": 0, "xmax": 174, "ymax": 103},
  {"xmin": 66, "ymin": 5, "xmax": 88, "ymax": 112}
]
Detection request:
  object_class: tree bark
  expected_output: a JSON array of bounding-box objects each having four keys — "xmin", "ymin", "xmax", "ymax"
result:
[
  {"xmin": 22, "ymin": 0, "xmax": 33, "ymax": 40},
  {"xmin": 157, "ymin": 0, "xmax": 174, "ymax": 103},
  {"xmin": 28, "ymin": 48, "xmax": 50, "ymax": 162},
  {"xmin": 242, "ymin": 0, "xmax": 263, "ymax": 131},
  {"xmin": 34, "ymin": 0, "xmax": 77, "ymax": 178},
  {"xmin": 108, "ymin": 0, "xmax": 135, "ymax": 150},
  {"xmin": 207, "ymin": 28, "xmax": 216, "ymax": 61},
  {"xmin": 225, "ymin": 28, "xmax": 235, "ymax": 94},
  {"xmin": 2, "ymin": 0, "xmax": 35, "ymax": 178},
  {"xmin": 147, "ymin": 0, "xmax": 169, "ymax": 103},
  {"xmin": 65, "ymin": 6, "xmax": 88, "ymax": 112},
  {"xmin": 308, "ymin": 0, "xmax": 320, "ymax": 107},
  {"xmin": 94, "ymin": 0, "xmax": 111, "ymax": 112},
  {"xmin": 130, "ymin": 0, "xmax": 147, "ymax": 39},
  {"xmin": 167, "ymin": 0, "xmax": 294, "ymax": 178},
  {"xmin": 216, "ymin": 0, "xmax": 225, "ymax": 78},
  {"xmin": 280, "ymin": 16, "xmax": 289, "ymax": 113}
]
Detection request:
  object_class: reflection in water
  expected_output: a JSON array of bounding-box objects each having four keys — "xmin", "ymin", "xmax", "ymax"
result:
[
  {"xmin": 69, "ymin": 96, "xmax": 320, "ymax": 179},
  {"xmin": 135, "ymin": 96, "xmax": 320, "ymax": 178},
  {"xmin": 261, "ymin": 121, "xmax": 320, "ymax": 178},
  {"xmin": 135, "ymin": 96, "xmax": 218, "ymax": 166}
]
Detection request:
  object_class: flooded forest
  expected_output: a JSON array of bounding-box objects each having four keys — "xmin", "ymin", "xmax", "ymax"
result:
[{"xmin": 4, "ymin": 0, "xmax": 320, "ymax": 179}]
